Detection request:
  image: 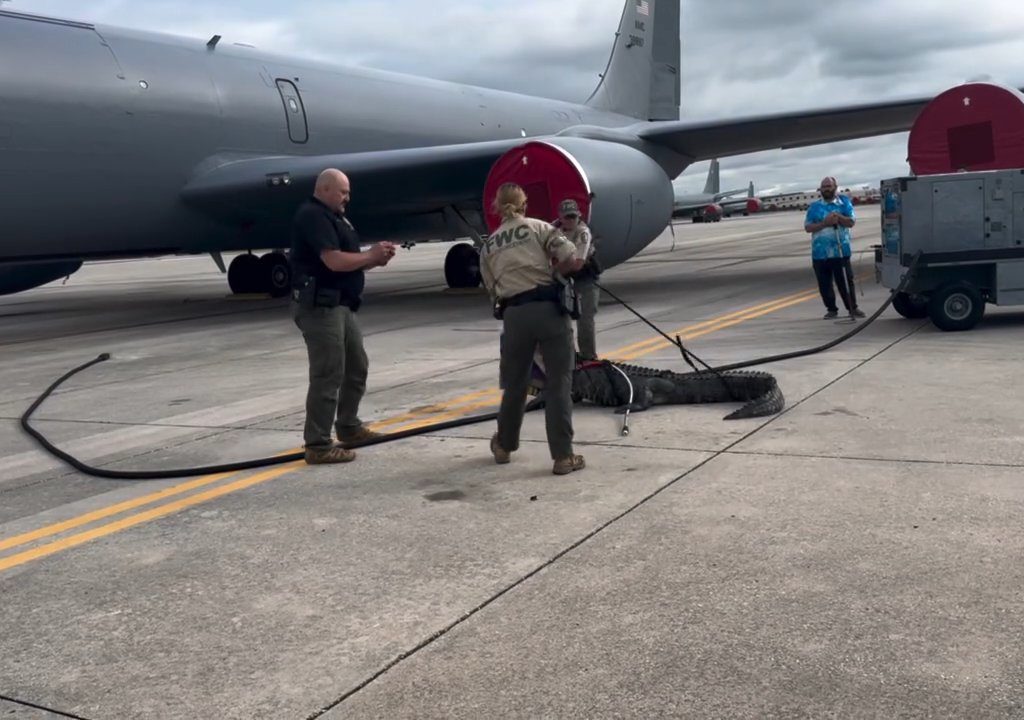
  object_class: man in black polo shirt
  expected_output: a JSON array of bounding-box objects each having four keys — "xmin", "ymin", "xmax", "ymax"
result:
[{"xmin": 290, "ymin": 168, "xmax": 396, "ymax": 464}]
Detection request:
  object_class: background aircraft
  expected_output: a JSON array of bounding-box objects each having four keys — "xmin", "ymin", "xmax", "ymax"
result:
[
  {"xmin": 721, "ymin": 183, "xmax": 761, "ymax": 218},
  {"xmin": 671, "ymin": 159, "xmax": 758, "ymax": 222},
  {"xmin": 0, "ymin": 0, "xmax": 938, "ymax": 297}
]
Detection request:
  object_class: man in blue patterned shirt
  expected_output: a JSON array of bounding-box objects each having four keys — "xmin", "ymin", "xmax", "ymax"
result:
[{"xmin": 804, "ymin": 176, "xmax": 865, "ymax": 319}]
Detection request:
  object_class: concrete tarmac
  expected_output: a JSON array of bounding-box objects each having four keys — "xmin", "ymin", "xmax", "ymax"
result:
[{"xmin": 1, "ymin": 208, "xmax": 1022, "ymax": 719}]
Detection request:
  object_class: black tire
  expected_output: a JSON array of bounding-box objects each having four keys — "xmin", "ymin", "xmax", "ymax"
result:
[
  {"xmin": 927, "ymin": 281, "xmax": 985, "ymax": 332},
  {"xmin": 227, "ymin": 253, "xmax": 261, "ymax": 294},
  {"xmin": 892, "ymin": 291, "xmax": 929, "ymax": 319},
  {"xmin": 260, "ymin": 252, "xmax": 291, "ymax": 298},
  {"xmin": 444, "ymin": 242, "xmax": 481, "ymax": 288}
]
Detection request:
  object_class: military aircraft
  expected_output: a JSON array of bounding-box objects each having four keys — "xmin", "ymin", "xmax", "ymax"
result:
[
  {"xmin": 0, "ymin": 0, "xmax": 939, "ymax": 297},
  {"xmin": 671, "ymin": 159, "xmax": 758, "ymax": 222}
]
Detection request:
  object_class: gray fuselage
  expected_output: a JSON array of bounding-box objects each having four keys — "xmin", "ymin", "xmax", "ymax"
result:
[{"xmin": 0, "ymin": 12, "xmax": 639, "ymax": 263}]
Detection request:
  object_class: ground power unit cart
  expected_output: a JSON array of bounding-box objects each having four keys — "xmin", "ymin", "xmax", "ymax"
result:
[{"xmin": 875, "ymin": 169, "xmax": 1024, "ymax": 331}]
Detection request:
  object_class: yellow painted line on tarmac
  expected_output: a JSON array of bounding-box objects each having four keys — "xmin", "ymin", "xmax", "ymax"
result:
[
  {"xmin": 0, "ymin": 471, "xmax": 238, "ymax": 553},
  {"xmin": 0, "ymin": 282, "xmax": 839, "ymax": 571},
  {"xmin": 607, "ymin": 286, "xmax": 817, "ymax": 359},
  {"xmin": 614, "ymin": 290, "xmax": 821, "ymax": 361},
  {"xmin": 368, "ymin": 388, "xmax": 500, "ymax": 429},
  {"xmin": 0, "ymin": 463, "xmax": 304, "ymax": 573}
]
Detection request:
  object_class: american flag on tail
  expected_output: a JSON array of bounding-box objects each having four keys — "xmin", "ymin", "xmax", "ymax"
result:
[{"xmin": 636, "ymin": 0, "xmax": 649, "ymax": 16}]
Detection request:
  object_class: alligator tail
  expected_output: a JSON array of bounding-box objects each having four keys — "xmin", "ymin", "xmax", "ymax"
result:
[{"xmin": 722, "ymin": 379, "xmax": 786, "ymax": 420}]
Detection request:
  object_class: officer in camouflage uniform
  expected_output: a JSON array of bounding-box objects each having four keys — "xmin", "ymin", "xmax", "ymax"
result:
[
  {"xmin": 289, "ymin": 168, "xmax": 396, "ymax": 464},
  {"xmin": 481, "ymin": 183, "xmax": 586, "ymax": 475},
  {"xmin": 554, "ymin": 198, "xmax": 601, "ymax": 360}
]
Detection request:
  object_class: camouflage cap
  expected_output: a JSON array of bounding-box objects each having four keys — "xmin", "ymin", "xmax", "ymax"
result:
[{"xmin": 559, "ymin": 198, "xmax": 580, "ymax": 216}]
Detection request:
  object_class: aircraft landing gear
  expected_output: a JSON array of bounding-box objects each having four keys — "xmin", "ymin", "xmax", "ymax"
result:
[
  {"xmin": 444, "ymin": 242, "xmax": 481, "ymax": 288},
  {"xmin": 260, "ymin": 252, "xmax": 291, "ymax": 297},
  {"xmin": 227, "ymin": 252, "xmax": 292, "ymax": 297}
]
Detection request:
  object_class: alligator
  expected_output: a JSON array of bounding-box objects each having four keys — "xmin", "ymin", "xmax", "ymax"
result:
[{"xmin": 529, "ymin": 359, "xmax": 785, "ymax": 420}]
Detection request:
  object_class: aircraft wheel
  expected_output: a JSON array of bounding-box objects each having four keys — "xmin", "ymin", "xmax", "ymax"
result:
[
  {"xmin": 927, "ymin": 281, "xmax": 984, "ymax": 331},
  {"xmin": 228, "ymin": 254, "xmax": 262, "ymax": 294},
  {"xmin": 444, "ymin": 242, "xmax": 481, "ymax": 288},
  {"xmin": 892, "ymin": 291, "xmax": 928, "ymax": 319},
  {"xmin": 260, "ymin": 252, "xmax": 292, "ymax": 298}
]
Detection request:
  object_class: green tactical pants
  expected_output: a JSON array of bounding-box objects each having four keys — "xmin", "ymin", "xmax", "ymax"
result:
[
  {"xmin": 498, "ymin": 300, "xmax": 575, "ymax": 459},
  {"xmin": 575, "ymin": 277, "xmax": 600, "ymax": 360},
  {"xmin": 292, "ymin": 302, "xmax": 369, "ymax": 448}
]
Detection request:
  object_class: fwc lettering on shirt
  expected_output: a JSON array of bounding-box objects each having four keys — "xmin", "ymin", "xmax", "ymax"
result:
[
  {"xmin": 480, "ymin": 217, "xmax": 575, "ymax": 300},
  {"xmin": 805, "ymin": 195, "xmax": 856, "ymax": 260}
]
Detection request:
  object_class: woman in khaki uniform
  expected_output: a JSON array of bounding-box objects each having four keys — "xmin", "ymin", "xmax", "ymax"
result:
[{"xmin": 480, "ymin": 183, "xmax": 586, "ymax": 475}]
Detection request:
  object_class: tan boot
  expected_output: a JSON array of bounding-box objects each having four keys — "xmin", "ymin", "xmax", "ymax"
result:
[
  {"xmin": 552, "ymin": 454, "xmax": 585, "ymax": 475},
  {"xmin": 337, "ymin": 425, "xmax": 385, "ymax": 446},
  {"xmin": 490, "ymin": 433, "xmax": 511, "ymax": 464},
  {"xmin": 304, "ymin": 444, "xmax": 356, "ymax": 465}
]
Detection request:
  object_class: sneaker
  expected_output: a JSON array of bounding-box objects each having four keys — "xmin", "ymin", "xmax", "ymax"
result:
[
  {"xmin": 337, "ymin": 425, "xmax": 385, "ymax": 446},
  {"xmin": 304, "ymin": 444, "xmax": 356, "ymax": 464},
  {"xmin": 823, "ymin": 310, "xmax": 838, "ymax": 319},
  {"xmin": 490, "ymin": 433, "xmax": 511, "ymax": 464},
  {"xmin": 850, "ymin": 308, "xmax": 866, "ymax": 318},
  {"xmin": 552, "ymin": 454, "xmax": 585, "ymax": 475}
]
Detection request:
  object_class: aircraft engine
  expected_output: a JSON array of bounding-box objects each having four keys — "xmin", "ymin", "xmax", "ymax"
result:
[
  {"xmin": 746, "ymin": 197, "xmax": 763, "ymax": 214},
  {"xmin": 0, "ymin": 260, "xmax": 83, "ymax": 296},
  {"xmin": 482, "ymin": 138, "xmax": 675, "ymax": 268}
]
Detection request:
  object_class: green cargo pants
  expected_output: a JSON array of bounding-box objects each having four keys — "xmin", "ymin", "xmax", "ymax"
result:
[
  {"xmin": 292, "ymin": 302, "xmax": 369, "ymax": 448},
  {"xmin": 498, "ymin": 300, "xmax": 575, "ymax": 460},
  {"xmin": 574, "ymin": 277, "xmax": 600, "ymax": 360}
]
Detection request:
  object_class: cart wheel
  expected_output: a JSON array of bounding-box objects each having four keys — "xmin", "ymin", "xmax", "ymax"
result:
[
  {"xmin": 927, "ymin": 282, "xmax": 985, "ymax": 331},
  {"xmin": 892, "ymin": 292, "xmax": 929, "ymax": 319}
]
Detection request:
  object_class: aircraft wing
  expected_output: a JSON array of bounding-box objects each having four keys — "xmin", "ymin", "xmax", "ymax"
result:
[
  {"xmin": 635, "ymin": 94, "xmax": 932, "ymax": 161},
  {"xmin": 181, "ymin": 138, "xmax": 525, "ymax": 225}
]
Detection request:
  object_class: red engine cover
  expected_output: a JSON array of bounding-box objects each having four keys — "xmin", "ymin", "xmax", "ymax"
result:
[
  {"xmin": 908, "ymin": 82, "xmax": 1024, "ymax": 175},
  {"xmin": 482, "ymin": 142, "xmax": 591, "ymax": 233},
  {"xmin": 746, "ymin": 198, "xmax": 762, "ymax": 213}
]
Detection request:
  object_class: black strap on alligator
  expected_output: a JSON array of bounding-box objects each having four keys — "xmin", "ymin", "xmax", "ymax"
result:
[{"xmin": 19, "ymin": 254, "xmax": 921, "ymax": 480}]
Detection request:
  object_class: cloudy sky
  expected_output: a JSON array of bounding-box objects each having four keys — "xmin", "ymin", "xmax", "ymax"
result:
[{"xmin": 10, "ymin": 0, "xmax": 1024, "ymax": 194}]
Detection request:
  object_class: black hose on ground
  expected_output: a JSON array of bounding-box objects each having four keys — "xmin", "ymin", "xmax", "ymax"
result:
[
  {"xmin": 20, "ymin": 254, "xmax": 919, "ymax": 481},
  {"xmin": 595, "ymin": 251, "xmax": 922, "ymax": 374},
  {"xmin": 19, "ymin": 352, "xmax": 541, "ymax": 480}
]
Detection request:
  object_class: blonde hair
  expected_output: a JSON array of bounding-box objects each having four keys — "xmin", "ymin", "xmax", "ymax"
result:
[{"xmin": 493, "ymin": 183, "xmax": 527, "ymax": 221}]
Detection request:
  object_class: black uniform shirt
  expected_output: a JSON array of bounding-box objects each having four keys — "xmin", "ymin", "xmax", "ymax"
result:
[{"xmin": 288, "ymin": 196, "xmax": 365, "ymax": 306}]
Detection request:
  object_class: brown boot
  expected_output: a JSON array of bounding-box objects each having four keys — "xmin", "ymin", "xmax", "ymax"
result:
[
  {"xmin": 552, "ymin": 454, "xmax": 585, "ymax": 475},
  {"xmin": 337, "ymin": 425, "xmax": 385, "ymax": 446},
  {"xmin": 304, "ymin": 444, "xmax": 356, "ymax": 465},
  {"xmin": 490, "ymin": 433, "xmax": 511, "ymax": 464}
]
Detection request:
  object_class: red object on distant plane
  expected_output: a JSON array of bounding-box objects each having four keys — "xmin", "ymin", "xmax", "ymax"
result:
[
  {"xmin": 745, "ymin": 197, "xmax": 762, "ymax": 214},
  {"xmin": 908, "ymin": 81, "xmax": 1024, "ymax": 175}
]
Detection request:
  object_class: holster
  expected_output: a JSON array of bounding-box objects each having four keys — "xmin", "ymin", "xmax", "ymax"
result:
[
  {"xmin": 557, "ymin": 276, "xmax": 581, "ymax": 320},
  {"xmin": 292, "ymin": 274, "xmax": 343, "ymax": 309}
]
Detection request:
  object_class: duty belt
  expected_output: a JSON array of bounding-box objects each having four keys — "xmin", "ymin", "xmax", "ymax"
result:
[{"xmin": 503, "ymin": 284, "xmax": 561, "ymax": 307}]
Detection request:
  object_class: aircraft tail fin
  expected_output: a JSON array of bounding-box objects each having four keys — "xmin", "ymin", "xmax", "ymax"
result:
[
  {"xmin": 585, "ymin": 0, "xmax": 680, "ymax": 121},
  {"xmin": 702, "ymin": 159, "xmax": 720, "ymax": 196}
]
